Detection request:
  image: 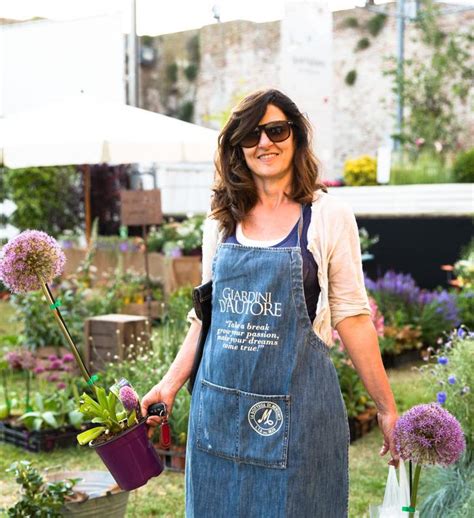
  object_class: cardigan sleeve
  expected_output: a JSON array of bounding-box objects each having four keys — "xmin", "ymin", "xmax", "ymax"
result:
[{"xmin": 327, "ymin": 202, "xmax": 371, "ymax": 328}]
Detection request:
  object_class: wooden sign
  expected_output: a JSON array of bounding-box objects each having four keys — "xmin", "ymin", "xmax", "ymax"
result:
[{"xmin": 120, "ymin": 189, "xmax": 163, "ymax": 226}]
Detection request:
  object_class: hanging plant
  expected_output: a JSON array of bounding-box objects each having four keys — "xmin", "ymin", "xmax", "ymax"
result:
[
  {"xmin": 366, "ymin": 13, "xmax": 387, "ymax": 37},
  {"xmin": 345, "ymin": 70, "xmax": 357, "ymax": 86},
  {"xmin": 355, "ymin": 37, "xmax": 371, "ymax": 52}
]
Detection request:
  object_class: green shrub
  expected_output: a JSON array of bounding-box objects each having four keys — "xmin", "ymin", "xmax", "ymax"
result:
[
  {"xmin": 184, "ymin": 63, "xmax": 198, "ymax": 82},
  {"xmin": 366, "ymin": 13, "xmax": 387, "ymax": 37},
  {"xmin": 452, "ymin": 148, "xmax": 474, "ymax": 183},
  {"xmin": 345, "ymin": 70, "xmax": 357, "ymax": 86},
  {"xmin": 343, "ymin": 16, "xmax": 359, "ymax": 28},
  {"xmin": 4, "ymin": 166, "xmax": 82, "ymax": 237},
  {"xmin": 178, "ymin": 101, "xmax": 194, "ymax": 122},
  {"xmin": 389, "ymin": 152, "xmax": 452, "ymax": 184},
  {"xmin": 166, "ymin": 62, "xmax": 178, "ymax": 84},
  {"xmin": 355, "ymin": 37, "xmax": 370, "ymax": 51}
]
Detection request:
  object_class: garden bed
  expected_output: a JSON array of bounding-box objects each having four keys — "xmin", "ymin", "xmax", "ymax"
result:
[{"xmin": 0, "ymin": 420, "xmax": 82, "ymax": 453}]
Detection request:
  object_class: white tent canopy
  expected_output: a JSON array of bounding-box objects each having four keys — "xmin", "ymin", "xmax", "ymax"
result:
[{"xmin": 0, "ymin": 95, "xmax": 219, "ymax": 168}]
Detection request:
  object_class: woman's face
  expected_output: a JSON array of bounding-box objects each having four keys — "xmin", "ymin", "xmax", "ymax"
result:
[{"xmin": 240, "ymin": 104, "xmax": 295, "ymax": 183}]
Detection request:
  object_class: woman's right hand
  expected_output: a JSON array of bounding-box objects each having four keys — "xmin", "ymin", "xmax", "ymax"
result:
[{"xmin": 141, "ymin": 379, "xmax": 178, "ymax": 438}]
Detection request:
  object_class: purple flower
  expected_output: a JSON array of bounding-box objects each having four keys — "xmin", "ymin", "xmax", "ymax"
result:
[
  {"xmin": 119, "ymin": 386, "xmax": 138, "ymax": 412},
  {"xmin": 437, "ymin": 391, "xmax": 447, "ymax": 404},
  {"xmin": 5, "ymin": 351, "xmax": 23, "ymax": 370},
  {"xmin": 438, "ymin": 356, "xmax": 448, "ymax": 365},
  {"xmin": 394, "ymin": 403, "xmax": 465, "ymax": 466},
  {"xmin": 34, "ymin": 365, "xmax": 46, "ymax": 375},
  {"xmin": 448, "ymin": 375, "xmax": 456, "ymax": 385},
  {"xmin": 47, "ymin": 373, "xmax": 59, "ymax": 382},
  {"xmin": 119, "ymin": 242, "xmax": 129, "ymax": 253},
  {"xmin": 50, "ymin": 360, "xmax": 63, "ymax": 370},
  {"xmin": 62, "ymin": 353, "xmax": 74, "ymax": 363},
  {"xmin": 57, "ymin": 382, "xmax": 67, "ymax": 390},
  {"xmin": 48, "ymin": 354, "xmax": 58, "ymax": 362},
  {"xmin": 0, "ymin": 230, "xmax": 65, "ymax": 293},
  {"xmin": 5, "ymin": 350, "xmax": 36, "ymax": 371}
]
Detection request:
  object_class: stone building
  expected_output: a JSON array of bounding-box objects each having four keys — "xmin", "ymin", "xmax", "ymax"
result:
[{"xmin": 140, "ymin": 3, "xmax": 473, "ymax": 176}]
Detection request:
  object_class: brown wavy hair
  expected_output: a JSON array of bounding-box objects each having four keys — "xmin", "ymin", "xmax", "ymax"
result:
[{"xmin": 211, "ymin": 88, "xmax": 326, "ymax": 237}]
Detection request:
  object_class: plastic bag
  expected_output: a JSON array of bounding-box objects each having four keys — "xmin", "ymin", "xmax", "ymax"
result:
[{"xmin": 369, "ymin": 461, "xmax": 419, "ymax": 518}]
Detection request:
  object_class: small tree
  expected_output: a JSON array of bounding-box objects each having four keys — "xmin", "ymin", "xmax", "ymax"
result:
[
  {"xmin": 387, "ymin": 0, "xmax": 473, "ymax": 156},
  {"xmin": 4, "ymin": 166, "xmax": 83, "ymax": 237}
]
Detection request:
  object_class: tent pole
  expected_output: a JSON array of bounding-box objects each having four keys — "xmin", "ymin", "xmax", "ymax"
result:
[{"xmin": 84, "ymin": 164, "xmax": 91, "ymax": 245}]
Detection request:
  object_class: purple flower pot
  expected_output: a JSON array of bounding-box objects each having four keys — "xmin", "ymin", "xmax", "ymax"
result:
[{"xmin": 91, "ymin": 420, "xmax": 164, "ymax": 491}]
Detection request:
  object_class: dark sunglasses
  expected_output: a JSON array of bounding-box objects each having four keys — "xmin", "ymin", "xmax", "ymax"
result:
[{"xmin": 239, "ymin": 120, "xmax": 294, "ymax": 148}]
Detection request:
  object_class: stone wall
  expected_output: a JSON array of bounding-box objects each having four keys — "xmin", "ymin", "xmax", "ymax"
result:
[{"xmin": 140, "ymin": 4, "xmax": 474, "ymax": 177}]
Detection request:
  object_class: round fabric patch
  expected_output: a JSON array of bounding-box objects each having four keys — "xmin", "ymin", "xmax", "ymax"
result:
[{"xmin": 248, "ymin": 401, "xmax": 284, "ymax": 436}]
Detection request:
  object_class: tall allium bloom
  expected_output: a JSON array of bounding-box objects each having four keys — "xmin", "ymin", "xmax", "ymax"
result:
[
  {"xmin": 119, "ymin": 386, "xmax": 138, "ymax": 412},
  {"xmin": 394, "ymin": 403, "xmax": 465, "ymax": 466},
  {"xmin": 394, "ymin": 403, "xmax": 465, "ymax": 518},
  {"xmin": 0, "ymin": 230, "xmax": 65, "ymax": 293}
]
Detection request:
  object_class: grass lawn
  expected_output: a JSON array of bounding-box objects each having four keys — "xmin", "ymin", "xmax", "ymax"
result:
[{"xmin": 0, "ymin": 300, "xmax": 432, "ymax": 517}]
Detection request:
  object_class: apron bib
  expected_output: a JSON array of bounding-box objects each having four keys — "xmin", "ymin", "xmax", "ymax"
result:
[{"xmin": 186, "ymin": 215, "xmax": 349, "ymax": 517}]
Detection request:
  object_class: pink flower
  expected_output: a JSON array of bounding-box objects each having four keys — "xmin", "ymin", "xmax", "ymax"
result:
[
  {"xmin": 57, "ymin": 382, "xmax": 67, "ymax": 390},
  {"xmin": 62, "ymin": 353, "xmax": 74, "ymax": 363},
  {"xmin": 34, "ymin": 365, "xmax": 46, "ymax": 375},
  {"xmin": 47, "ymin": 373, "xmax": 59, "ymax": 382},
  {"xmin": 0, "ymin": 230, "xmax": 65, "ymax": 293},
  {"xmin": 415, "ymin": 137, "xmax": 425, "ymax": 147}
]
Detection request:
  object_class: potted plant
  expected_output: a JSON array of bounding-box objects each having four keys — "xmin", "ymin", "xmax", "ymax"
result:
[{"xmin": 0, "ymin": 230, "xmax": 164, "ymax": 489}]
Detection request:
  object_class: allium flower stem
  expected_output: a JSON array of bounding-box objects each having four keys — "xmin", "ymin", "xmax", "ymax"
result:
[
  {"xmin": 39, "ymin": 279, "xmax": 93, "ymax": 385},
  {"xmin": 410, "ymin": 463, "xmax": 422, "ymax": 518}
]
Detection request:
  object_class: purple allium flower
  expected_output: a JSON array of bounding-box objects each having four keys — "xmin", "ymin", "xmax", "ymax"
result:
[
  {"xmin": 438, "ymin": 356, "xmax": 449, "ymax": 365},
  {"xmin": 47, "ymin": 373, "xmax": 59, "ymax": 382},
  {"xmin": 119, "ymin": 386, "xmax": 138, "ymax": 412},
  {"xmin": 19, "ymin": 351, "xmax": 36, "ymax": 371},
  {"xmin": 48, "ymin": 354, "xmax": 58, "ymax": 362},
  {"xmin": 437, "ymin": 391, "xmax": 447, "ymax": 404},
  {"xmin": 0, "ymin": 230, "xmax": 65, "ymax": 293},
  {"xmin": 394, "ymin": 403, "xmax": 465, "ymax": 466},
  {"xmin": 57, "ymin": 382, "xmax": 67, "ymax": 390},
  {"xmin": 34, "ymin": 365, "xmax": 46, "ymax": 375},
  {"xmin": 62, "ymin": 353, "xmax": 74, "ymax": 363},
  {"xmin": 5, "ymin": 351, "xmax": 23, "ymax": 370},
  {"xmin": 50, "ymin": 360, "xmax": 63, "ymax": 370},
  {"xmin": 448, "ymin": 375, "xmax": 456, "ymax": 385}
]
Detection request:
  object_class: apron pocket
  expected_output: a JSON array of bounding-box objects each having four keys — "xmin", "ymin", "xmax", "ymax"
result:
[{"xmin": 197, "ymin": 379, "xmax": 290, "ymax": 469}]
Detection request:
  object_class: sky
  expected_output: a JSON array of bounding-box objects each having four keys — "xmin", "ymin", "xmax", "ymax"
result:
[{"xmin": 1, "ymin": 0, "xmax": 472, "ymax": 36}]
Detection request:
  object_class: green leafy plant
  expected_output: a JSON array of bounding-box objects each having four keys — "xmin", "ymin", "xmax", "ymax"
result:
[
  {"xmin": 355, "ymin": 37, "xmax": 370, "ymax": 52},
  {"xmin": 3, "ymin": 166, "xmax": 82, "ymax": 238},
  {"xmin": 385, "ymin": 0, "xmax": 473, "ymax": 154},
  {"xmin": 389, "ymin": 152, "xmax": 453, "ymax": 185},
  {"xmin": 345, "ymin": 69, "xmax": 357, "ymax": 86},
  {"xmin": 366, "ymin": 13, "xmax": 387, "ymax": 37},
  {"xmin": 147, "ymin": 215, "xmax": 204, "ymax": 256},
  {"xmin": 76, "ymin": 384, "xmax": 139, "ymax": 445},
  {"xmin": 19, "ymin": 391, "xmax": 83, "ymax": 431},
  {"xmin": 6, "ymin": 461, "xmax": 78, "ymax": 517},
  {"xmin": 452, "ymin": 148, "xmax": 474, "ymax": 183},
  {"xmin": 358, "ymin": 227, "xmax": 379, "ymax": 255}
]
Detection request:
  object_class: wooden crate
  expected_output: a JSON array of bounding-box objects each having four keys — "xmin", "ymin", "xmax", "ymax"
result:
[{"xmin": 84, "ymin": 314, "xmax": 151, "ymax": 371}]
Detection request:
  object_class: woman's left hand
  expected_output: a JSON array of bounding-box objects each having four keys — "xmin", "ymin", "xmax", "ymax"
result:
[{"xmin": 377, "ymin": 411, "xmax": 399, "ymax": 467}]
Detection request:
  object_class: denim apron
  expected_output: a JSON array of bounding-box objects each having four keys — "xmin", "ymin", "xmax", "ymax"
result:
[{"xmin": 186, "ymin": 211, "xmax": 349, "ymax": 517}]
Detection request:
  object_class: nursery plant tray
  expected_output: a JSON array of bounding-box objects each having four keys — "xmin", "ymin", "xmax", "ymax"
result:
[{"xmin": 0, "ymin": 420, "xmax": 83, "ymax": 452}]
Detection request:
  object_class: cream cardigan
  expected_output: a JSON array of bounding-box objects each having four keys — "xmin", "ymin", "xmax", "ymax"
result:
[{"xmin": 188, "ymin": 190, "xmax": 371, "ymax": 346}]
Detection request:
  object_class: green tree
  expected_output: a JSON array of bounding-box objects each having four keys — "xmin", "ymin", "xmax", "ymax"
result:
[
  {"xmin": 4, "ymin": 166, "xmax": 83, "ymax": 237},
  {"xmin": 387, "ymin": 0, "xmax": 473, "ymax": 155}
]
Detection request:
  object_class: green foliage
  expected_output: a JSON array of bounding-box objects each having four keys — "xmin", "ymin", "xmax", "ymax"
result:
[
  {"xmin": 331, "ymin": 348, "xmax": 374, "ymax": 418},
  {"xmin": 366, "ymin": 13, "xmax": 387, "ymax": 37},
  {"xmin": 420, "ymin": 457, "xmax": 474, "ymax": 518},
  {"xmin": 389, "ymin": 152, "xmax": 453, "ymax": 184},
  {"xmin": 355, "ymin": 37, "xmax": 370, "ymax": 52},
  {"xmin": 76, "ymin": 384, "xmax": 137, "ymax": 445},
  {"xmin": 4, "ymin": 166, "xmax": 82, "ymax": 237},
  {"xmin": 343, "ymin": 16, "xmax": 359, "ymax": 29},
  {"xmin": 184, "ymin": 63, "xmax": 198, "ymax": 82},
  {"xmin": 147, "ymin": 214, "xmax": 205, "ymax": 255},
  {"xmin": 452, "ymin": 148, "xmax": 474, "ymax": 183},
  {"xmin": 345, "ymin": 70, "xmax": 357, "ymax": 86},
  {"xmin": 186, "ymin": 34, "xmax": 200, "ymax": 64},
  {"xmin": 358, "ymin": 227, "xmax": 379, "ymax": 255},
  {"xmin": 19, "ymin": 390, "xmax": 83, "ymax": 432},
  {"xmin": 386, "ymin": 0, "xmax": 474, "ymax": 154},
  {"xmin": 166, "ymin": 62, "xmax": 178, "ymax": 84},
  {"xmin": 177, "ymin": 100, "xmax": 194, "ymax": 123},
  {"xmin": 6, "ymin": 460, "xmax": 78, "ymax": 517}
]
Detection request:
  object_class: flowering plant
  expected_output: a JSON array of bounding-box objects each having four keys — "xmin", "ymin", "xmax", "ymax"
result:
[
  {"xmin": 76, "ymin": 382, "xmax": 140, "ymax": 445},
  {"xmin": 343, "ymin": 155, "xmax": 377, "ymax": 186},
  {"xmin": 394, "ymin": 403, "xmax": 465, "ymax": 517}
]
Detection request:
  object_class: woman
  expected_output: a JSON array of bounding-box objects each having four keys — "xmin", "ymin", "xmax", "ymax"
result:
[{"xmin": 142, "ymin": 89, "xmax": 399, "ymax": 517}]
